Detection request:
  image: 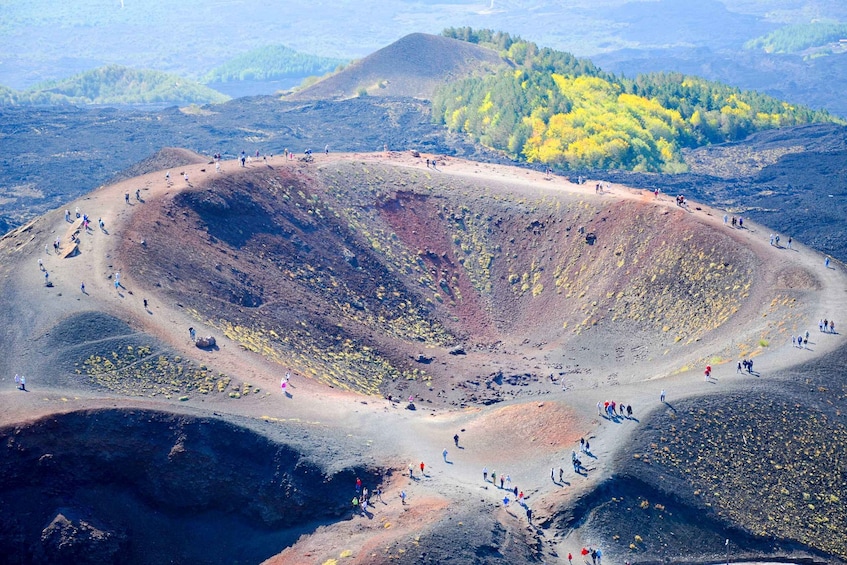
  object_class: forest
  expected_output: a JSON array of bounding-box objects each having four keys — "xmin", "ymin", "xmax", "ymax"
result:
[
  {"xmin": 0, "ymin": 66, "xmax": 229, "ymax": 106},
  {"xmin": 203, "ymin": 45, "xmax": 348, "ymax": 83},
  {"xmin": 745, "ymin": 22, "xmax": 847, "ymax": 54},
  {"xmin": 434, "ymin": 28, "xmax": 840, "ymax": 172}
]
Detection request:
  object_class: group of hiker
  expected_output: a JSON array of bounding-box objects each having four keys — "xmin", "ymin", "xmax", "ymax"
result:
[
  {"xmin": 597, "ymin": 400, "xmax": 633, "ymax": 420},
  {"xmin": 483, "ymin": 466, "xmax": 533, "ymax": 521},
  {"xmin": 351, "ymin": 476, "xmax": 385, "ymax": 516}
]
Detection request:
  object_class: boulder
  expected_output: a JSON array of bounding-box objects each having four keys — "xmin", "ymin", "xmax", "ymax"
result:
[
  {"xmin": 195, "ymin": 335, "xmax": 216, "ymax": 349},
  {"xmin": 37, "ymin": 512, "xmax": 127, "ymax": 564}
]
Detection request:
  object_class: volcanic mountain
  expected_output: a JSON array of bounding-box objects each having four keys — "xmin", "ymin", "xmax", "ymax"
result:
[
  {"xmin": 287, "ymin": 33, "xmax": 510, "ymax": 100},
  {"xmin": 0, "ymin": 152, "xmax": 845, "ymax": 564}
]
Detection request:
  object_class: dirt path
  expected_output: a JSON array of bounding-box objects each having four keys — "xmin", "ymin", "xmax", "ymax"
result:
[{"xmin": 3, "ymin": 150, "xmax": 845, "ymax": 563}]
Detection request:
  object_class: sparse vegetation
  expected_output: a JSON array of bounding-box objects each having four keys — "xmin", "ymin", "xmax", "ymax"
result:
[
  {"xmin": 634, "ymin": 392, "xmax": 847, "ymax": 558},
  {"xmin": 77, "ymin": 345, "xmax": 231, "ymax": 397}
]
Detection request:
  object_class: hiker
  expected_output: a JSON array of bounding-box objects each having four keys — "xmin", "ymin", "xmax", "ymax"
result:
[
  {"xmin": 325, "ymin": 144, "xmax": 329, "ymax": 155},
  {"xmin": 787, "ymin": 237, "xmax": 792, "ymax": 249},
  {"xmin": 352, "ymin": 496, "xmax": 359, "ymax": 513},
  {"xmin": 409, "ymin": 464, "xmax": 414, "ymax": 478},
  {"xmin": 660, "ymin": 389, "xmax": 666, "ymax": 402},
  {"xmin": 830, "ymin": 320, "xmax": 835, "ymax": 333},
  {"xmin": 14, "ymin": 374, "xmax": 20, "ymax": 389},
  {"xmin": 400, "ymin": 490, "xmax": 407, "ymax": 505},
  {"xmin": 165, "ymin": 171, "xmax": 171, "ymax": 183},
  {"xmin": 80, "ymin": 282, "xmax": 85, "ymax": 293},
  {"xmin": 500, "ymin": 475, "xmax": 505, "ymax": 489},
  {"xmin": 135, "ymin": 189, "xmax": 140, "ymax": 201},
  {"xmin": 20, "ymin": 376, "xmax": 26, "ymax": 391},
  {"xmin": 355, "ymin": 477, "xmax": 362, "ymax": 492},
  {"xmin": 503, "ymin": 495, "xmax": 510, "ymax": 507},
  {"xmin": 442, "ymin": 448, "xmax": 448, "ymax": 462},
  {"xmin": 125, "ymin": 192, "xmax": 130, "ymax": 204},
  {"xmin": 559, "ymin": 468, "xmax": 564, "ymax": 482},
  {"xmin": 627, "ymin": 405, "xmax": 633, "ymax": 417},
  {"xmin": 825, "ymin": 256, "xmax": 831, "ymax": 268},
  {"xmin": 483, "ymin": 467, "xmax": 488, "ymax": 482},
  {"xmin": 189, "ymin": 327, "xmax": 196, "ymax": 342},
  {"xmin": 453, "ymin": 433, "xmax": 459, "ymax": 447},
  {"xmin": 420, "ymin": 461, "xmax": 425, "ymax": 475},
  {"xmin": 143, "ymin": 298, "xmax": 148, "ymax": 309}
]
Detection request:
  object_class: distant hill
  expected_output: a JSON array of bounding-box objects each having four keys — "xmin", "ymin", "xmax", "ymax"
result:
[
  {"xmin": 0, "ymin": 66, "xmax": 229, "ymax": 107},
  {"xmin": 287, "ymin": 33, "xmax": 510, "ymax": 100},
  {"xmin": 202, "ymin": 45, "xmax": 348, "ymax": 84},
  {"xmin": 745, "ymin": 22, "xmax": 847, "ymax": 55}
]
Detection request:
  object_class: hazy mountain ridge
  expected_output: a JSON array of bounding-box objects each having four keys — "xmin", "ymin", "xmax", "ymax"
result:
[
  {"xmin": 4, "ymin": 0, "xmax": 846, "ymax": 113},
  {"xmin": 0, "ymin": 65, "xmax": 229, "ymax": 107},
  {"xmin": 202, "ymin": 45, "xmax": 349, "ymax": 84}
]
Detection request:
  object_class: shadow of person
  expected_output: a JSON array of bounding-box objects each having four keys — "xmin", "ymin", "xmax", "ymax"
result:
[{"xmin": 284, "ymin": 391, "xmax": 293, "ymax": 399}]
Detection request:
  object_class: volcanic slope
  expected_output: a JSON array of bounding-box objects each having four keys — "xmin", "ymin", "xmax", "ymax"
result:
[
  {"xmin": 287, "ymin": 32, "xmax": 510, "ymax": 100},
  {"xmin": 118, "ymin": 154, "xmax": 786, "ymax": 404},
  {"xmin": 1, "ymin": 152, "xmax": 845, "ymax": 564}
]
